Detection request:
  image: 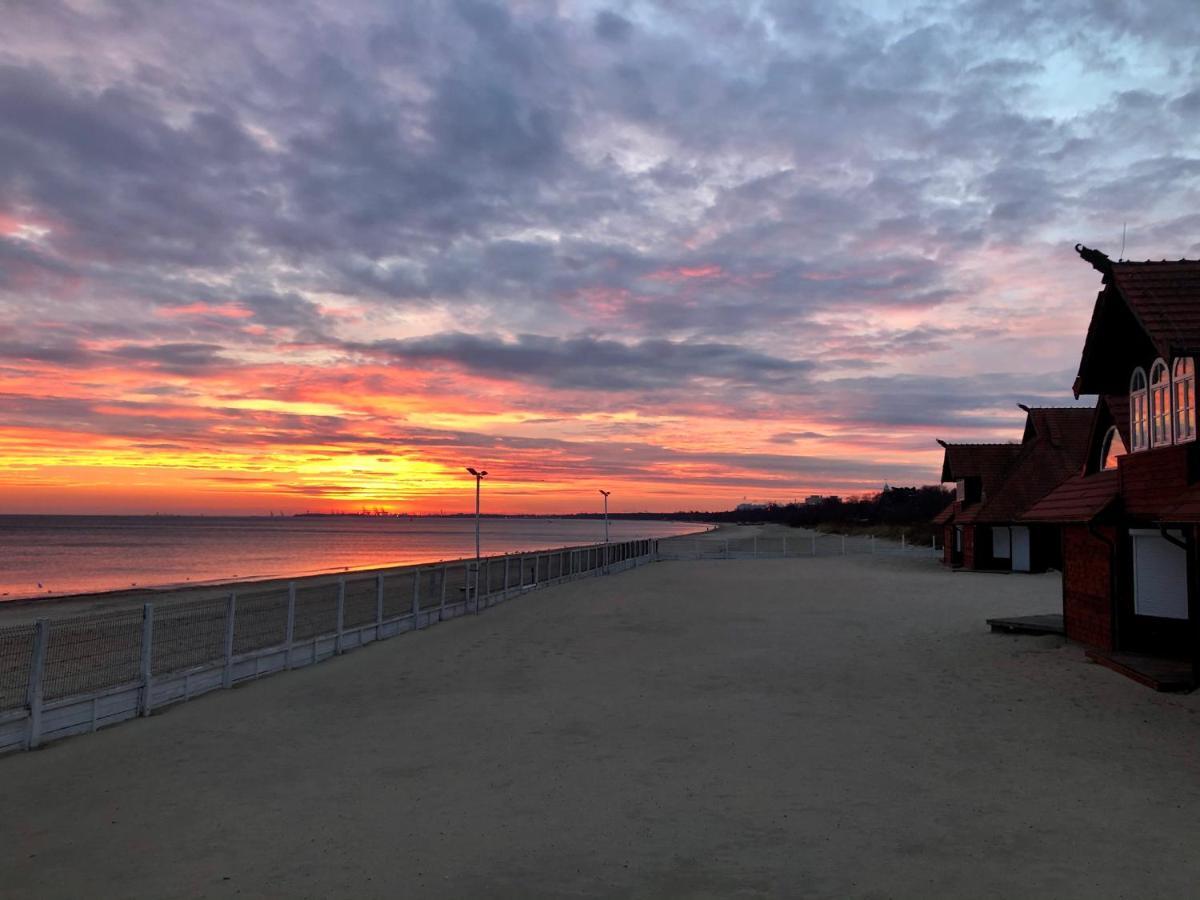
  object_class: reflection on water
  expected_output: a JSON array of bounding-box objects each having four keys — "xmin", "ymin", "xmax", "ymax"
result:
[{"xmin": 0, "ymin": 515, "xmax": 704, "ymax": 601}]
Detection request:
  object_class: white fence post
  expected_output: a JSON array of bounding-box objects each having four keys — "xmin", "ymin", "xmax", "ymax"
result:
[
  {"xmin": 412, "ymin": 569, "xmax": 421, "ymax": 629},
  {"xmin": 753, "ymin": 536, "xmax": 758, "ymax": 559},
  {"xmin": 439, "ymin": 565, "xmax": 447, "ymax": 620},
  {"xmin": 841, "ymin": 535, "xmax": 846, "ymax": 555},
  {"xmin": 871, "ymin": 535, "xmax": 876, "ymax": 554},
  {"xmin": 222, "ymin": 592, "xmax": 237, "ymax": 689},
  {"xmin": 335, "ymin": 577, "xmax": 345, "ymax": 654},
  {"xmin": 139, "ymin": 603, "xmax": 154, "ymax": 717},
  {"xmin": 504, "ymin": 556, "xmax": 510, "ymax": 594},
  {"xmin": 902, "ymin": 533, "xmax": 907, "ymax": 551},
  {"xmin": 26, "ymin": 617, "xmax": 49, "ymax": 749},
  {"xmin": 724, "ymin": 539, "xmax": 729, "ymax": 559},
  {"xmin": 285, "ymin": 582, "xmax": 296, "ymax": 669},
  {"xmin": 782, "ymin": 535, "xmax": 787, "ymax": 556},
  {"xmin": 811, "ymin": 535, "xmax": 816, "ymax": 556},
  {"xmin": 376, "ymin": 573, "xmax": 385, "ymax": 634}
]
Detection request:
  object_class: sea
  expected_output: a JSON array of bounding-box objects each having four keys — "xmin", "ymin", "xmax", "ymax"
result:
[{"xmin": 0, "ymin": 515, "xmax": 706, "ymax": 602}]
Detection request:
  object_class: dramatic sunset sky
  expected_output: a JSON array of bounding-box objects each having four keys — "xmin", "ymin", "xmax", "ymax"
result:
[{"xmin": 2, "ymin": 1, "xmax": 1199, "ymax": 514}]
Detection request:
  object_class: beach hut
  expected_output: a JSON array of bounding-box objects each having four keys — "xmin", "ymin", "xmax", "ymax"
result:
[
  {"xmin": 934, "ymin": 406, "xmax": 1091, "ymax": 572},
  {"xmin": 1021, "ymin": 245, "xmax": 1200, "ymax": 687}
]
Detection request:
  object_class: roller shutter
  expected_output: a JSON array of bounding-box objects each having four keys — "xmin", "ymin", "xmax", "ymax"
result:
[
  {"xmin": 1011, "ymin": 527, "xmax": 1031, "ymax": 572},
  {"xmin": 992, "ymin": 527, "xmax": 1010, "ymax": 559},
  {"xmin": 1131, "ymin": 530, "xmax": 1188, "ymax": 619}
]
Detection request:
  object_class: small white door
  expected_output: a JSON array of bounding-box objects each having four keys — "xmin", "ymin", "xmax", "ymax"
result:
[
  {"xmin": 1131, "ymin": 530, "xmax": 1188, "ymax": 619},
  {"xmin": 1011, "ymin": 527, "xmax": 1031, "ymax": 572},
  {"xmin": 992, "ymin": 526, "xmax": 1011, "ymax": 560}
]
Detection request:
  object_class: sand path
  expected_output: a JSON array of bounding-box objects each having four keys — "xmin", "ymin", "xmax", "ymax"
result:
[{"xmin": 5, "ymin": 550, "xmax": 1200, "ymax": 898}]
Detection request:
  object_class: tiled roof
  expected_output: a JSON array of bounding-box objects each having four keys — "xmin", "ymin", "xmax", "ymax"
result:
[
  {"xmin": 938, "ymin": 406, "xmax": 1094, "ymax": 525},
  {"xmin": 1074, "ymin": 246, "xmax": 1200, "ymax": 395},
  {"xmin": 931, "ymin": 502, "xmax": 955, "ymax": 525},
  {"xmin": 1104, "ymin": 392, "xmax": 1130, "ymax": 449},
  {"xmin": 1158, "ymin": 484, "xmax": 1200, "ymax": 523},
  {"xmin": 970, "ymin": 406, "xmax": 1095, "ymax": 522},
  {"xmin": 1022, "ymin": 470, "xmax": 1120, "ymax": 522},
  {"xmin": 1110, "ymin": 260, "xmax": 1200, "ymax": 357},
  {"xmin": 938, "ymin": 443, "xmax": 1021, "ymax": 489}
]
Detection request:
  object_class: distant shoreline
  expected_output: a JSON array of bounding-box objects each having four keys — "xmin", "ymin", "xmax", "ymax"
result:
[{"xmin": 0, "ymin": 520, "xmax": 720, "ymax": 623}]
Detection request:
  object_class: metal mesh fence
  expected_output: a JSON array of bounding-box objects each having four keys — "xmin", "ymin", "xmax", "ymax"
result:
[
  {"xmin": 445, "ymin": 563, "xmax": 470, "ymax": 601},
  {"xmin": 484, "ymin": 558, "xmax": 505, "ymax": 595},
  {"xmin": 293, "ymin": 582, "xmax": 337, "ymax": 642},
  {"xmin": 0, "ymin": 623, "xmax": 35, "ymax": 711},
  {"xmin": 153, "ymin": 597, "xmax": 228, "ymax": 676},
  {"xmin": 2, "ymin": 538, "xmax": 655, "ymax": 718},
  {"xmin": 418, "ymin": 568, "xmax": 442, "ymax": 609},
  {"xmin": 44, "ymin": 609, "xmax": 143, "ymax": 701},
  {"xmin": 344, "ymin": 576, "xmax": 379, "ymax": 628},
  {"xmin": 383, "ymin": 570, "xmax": 415, "ymax": 620},
  {"xmin": 233, "ymin": 588, "xmax": 289, "ymax": 655}
]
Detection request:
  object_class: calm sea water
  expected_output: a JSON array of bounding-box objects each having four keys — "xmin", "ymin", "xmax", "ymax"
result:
[{"xmin": 0, "ymin": 515, "xmax": 706, "ymax": 601}]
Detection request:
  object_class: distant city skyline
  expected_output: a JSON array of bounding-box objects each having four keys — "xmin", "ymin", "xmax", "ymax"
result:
[{"xmin": 2, "ymin": 1, "xmax": 1197, "ymax": 514}]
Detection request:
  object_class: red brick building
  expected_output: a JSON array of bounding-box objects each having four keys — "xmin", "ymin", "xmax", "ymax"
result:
[
  {"xmin": 1023, "ymin": 245, "xmax": 1200, "ymax": 679},
  {"xmin": 935, "ymin": 406, "xmax": 1092, "ymax": 571}
]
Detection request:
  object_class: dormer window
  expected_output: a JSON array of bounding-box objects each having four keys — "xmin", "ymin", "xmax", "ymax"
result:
[
  {"xmin": 1150, "ymin": 359, "xmax": 1172, "ymax": 447},
  {"xmin": 1174, "ymin": 357, "xmax": 1195, "ymax": 443},
  {"xmin": 1100, "ymin": 426, "xmax": 1126, "ymax": 470},
  {"xmin": 956, "ymin": 476, "xmax": 982, "ymax": 504},
  {"xmin": 1130, "ymin": 367, "xmax": 1149, "ymax": 451}
]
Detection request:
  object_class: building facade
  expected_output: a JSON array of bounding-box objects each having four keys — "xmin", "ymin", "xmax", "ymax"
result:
[
  {"xmin": 1023, "ymin": 246, "xmax": 1200, "ymax": 678},
  {"xmin": 935, "ymin": 406, "xmax": 1092, "ymax": 572}
]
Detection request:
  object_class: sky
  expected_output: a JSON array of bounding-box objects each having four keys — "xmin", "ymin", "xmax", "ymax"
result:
[{"xmin": 2, "ymin": 0, "xmax": 1199, "ymax": 515}]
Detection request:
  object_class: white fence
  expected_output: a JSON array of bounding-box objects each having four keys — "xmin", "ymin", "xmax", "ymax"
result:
[
  {"xmin": 0, "ymin": 538, "xmax": 654, "ymax": 754},
  {"xmin": 0, "ymin": 528, "xmax": 940, "ymax": 755},
  {"xmin": 655, "ymin": 530, "xmax": 939, "ymax": 560}
]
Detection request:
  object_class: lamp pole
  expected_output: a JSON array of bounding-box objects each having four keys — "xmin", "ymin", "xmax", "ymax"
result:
[
  {"xmin": 466, "ymin": 467, "xmax": 487, "ymax": 612},
  {"xmin": 599, "ymin": 489, "xmax": 610, "ymax": 543}
]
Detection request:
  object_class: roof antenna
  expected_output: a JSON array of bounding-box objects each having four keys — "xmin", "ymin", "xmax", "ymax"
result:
[{"xmin": 1120, "ymin": 222, "xmax": 1127, "ymax": 261}]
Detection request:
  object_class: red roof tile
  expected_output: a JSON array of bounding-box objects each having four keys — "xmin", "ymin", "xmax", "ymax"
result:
[
  {"xmin": 931, "ymin": 502, "xmax": 955, "ymax": 525},
  {"xmin": 1074, "ymin": 246, "xmax": 1200, "ymax": 395},
  {"xmin": 938, "ymin": 443, "xmax": 1021, "ymax": 491},
  {"xmin": 971, "ymin": 406, "xmax": 1095, "ymax": 522},
  {"xmin": 1159, "ymin": 484, "xmax": 1200, "ymax": 523},
  {"xmin": 1110, "ymin": 260, "xmax": 1200, "ymax": 357},
  {"xmin": 1022, "ymin": 470, "xmax": 1120, "ymax": 522}
]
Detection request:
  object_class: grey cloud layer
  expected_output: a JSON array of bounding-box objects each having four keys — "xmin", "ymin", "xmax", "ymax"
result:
[{"xmin": 2, "ymin": 0, "xmax": 1198, "ymax": 485}]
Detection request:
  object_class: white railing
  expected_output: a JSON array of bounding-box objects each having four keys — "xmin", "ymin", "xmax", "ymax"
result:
[
  {"xmin": 654, "ymin": 530, "xmax": 939, "ymax": 560},
  {"xmin": 0, "ymin": 538, "xmax": 655, "ymax": 754},
  {"xmin": 0, "ymin": 528, "xmax": 940, "ymax": 755}
]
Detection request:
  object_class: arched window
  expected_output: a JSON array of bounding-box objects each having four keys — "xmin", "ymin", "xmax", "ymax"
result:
[
  {"xmin": 1174, "ymin": 357, "xmax": 1195, "ymax": 443},
  {"xmin": 1130, "ymin": 367, "xmax": 1149, "ymax": 451},
  {"xmin": 1150, "ymin": 359, "xmax": 1172, "ymax": 447},
  {"xmin": 1100, "ymin": 426, "xmax": 1127, "ymax": 470}
]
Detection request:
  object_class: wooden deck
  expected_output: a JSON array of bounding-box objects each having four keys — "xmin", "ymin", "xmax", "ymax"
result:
[
  {"xmin": 1085, "ymin": 650, "xmax": 1195, "ymax": 693},
  {"xmin": 986, "ymin": 613, "xmax": 1064, "ymax": 636}
]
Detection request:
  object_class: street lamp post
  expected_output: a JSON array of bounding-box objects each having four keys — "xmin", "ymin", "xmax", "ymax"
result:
[
  {"xmin": 599, "ymin": 489, "xmax": 610, "ymax": 543},
  {"xmin": 466, "ymin": 467, "xmax": 487, "ymax": 612}
]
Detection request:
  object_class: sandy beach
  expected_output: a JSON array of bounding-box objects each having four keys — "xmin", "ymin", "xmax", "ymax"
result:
[{"xmin": 5, "ymin": 540, "xmax": 1200, "ymax": 898}]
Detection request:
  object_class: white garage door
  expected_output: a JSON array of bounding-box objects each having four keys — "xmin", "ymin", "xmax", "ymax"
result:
[
  {"xmin": 1132, "ymin": 530, "xmax": 1188, "ymax": 619},
  {"xmin": 1011, "ymin": 526, "xmax": 1031, "ymax": 572},
  {"xmin": 992, "ymin": 527, "xmax": 1010, "ymax": 559}
]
